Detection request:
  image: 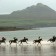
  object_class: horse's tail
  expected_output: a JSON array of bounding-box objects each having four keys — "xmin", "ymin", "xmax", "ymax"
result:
[
  {"xmin": 33, "ymin": 40, "xmax": 35, "ymax": 44},
  {"xmin": 47, "ymin": 39, "xmax": 49, "ymax": 42}
]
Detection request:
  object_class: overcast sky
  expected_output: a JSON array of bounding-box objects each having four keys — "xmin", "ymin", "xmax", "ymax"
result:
[{"xmin": 0, "ymin": 0, "xmax": 56, "ymax": 14}]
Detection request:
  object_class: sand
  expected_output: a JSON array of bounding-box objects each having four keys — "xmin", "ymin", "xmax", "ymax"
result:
[{"xmin": 0, "ymin": 41, "xmax": 56, "ymax": 56}]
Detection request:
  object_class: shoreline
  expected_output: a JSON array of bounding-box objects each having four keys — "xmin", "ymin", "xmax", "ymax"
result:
[
  {"xmin": 0, "ymin": 26, "xmax": 56, "ymax": 31},
  {"xmin": 0, "ymin": 41, "xmax": 52, "ymax": 46}
]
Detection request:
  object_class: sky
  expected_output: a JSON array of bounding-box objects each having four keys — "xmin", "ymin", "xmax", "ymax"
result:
[{"xmin": 0, "ymin": 0, "xmax": 56, "ymax": 14}]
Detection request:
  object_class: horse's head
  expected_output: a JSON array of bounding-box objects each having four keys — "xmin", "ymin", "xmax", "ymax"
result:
[{"xmin": 26, "ymin": 38, "xmax": 28, "ymax": 41}]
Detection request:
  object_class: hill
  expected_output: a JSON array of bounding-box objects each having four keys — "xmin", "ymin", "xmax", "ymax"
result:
[
  {"xmin": 0, "ymin": 3, "xmax": 56, "ymax": 30},
  {"xmin": 11, "ymin": 3, "xmax": 56, "ymax": 19}
]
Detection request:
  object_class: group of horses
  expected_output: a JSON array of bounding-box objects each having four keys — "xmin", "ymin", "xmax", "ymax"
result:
[{"xmin": 0, "ymin": 36, "xmax": 56, "ymax": 45}]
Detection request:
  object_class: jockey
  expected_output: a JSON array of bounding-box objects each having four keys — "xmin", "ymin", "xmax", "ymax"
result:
[
  {"xmin": 13, "ymin": 37, "xmax": 16, "ymax": 40},
  {"xmin": 38, "ymin": 36, "xmax": 41, "ymax": 40},
  {"xmin": 2, "ymin": 37, "xmax": 5, "ymax": 40},
  {"xmin": 53, "ymin": 36, "xmax": 55, "ymax": 40},
  {"xmin": 24, "ymin": 37, "xmax": 26, "ymax": 39}
]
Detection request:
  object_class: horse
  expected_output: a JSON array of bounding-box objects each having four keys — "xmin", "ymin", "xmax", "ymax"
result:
[
  {"xmin": 48, "ymin": 36, "xmax": 56, "ymax": 43},
  {"xmin": 0, "ymin": 37, "xmax": 6, "ymax": 44},
  {"xmin": 33, "ymin": 38, "xmax": 43, "ymax": 45},
  {"xmin": 48, "ymin": 38, "xmax": 56, "ymax": 43},
  {"xmin": 9, "ymin": 38, "xmax": 18, "ymax": 45},
  {"xmin": 19, "ymin": 38, "xmax": 28, "ymax": 44}
]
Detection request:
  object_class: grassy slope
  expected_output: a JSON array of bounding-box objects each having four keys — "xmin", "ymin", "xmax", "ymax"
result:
[{"xmin": 0, "ymin": 18, "xmax": 56, "ymax": 27}]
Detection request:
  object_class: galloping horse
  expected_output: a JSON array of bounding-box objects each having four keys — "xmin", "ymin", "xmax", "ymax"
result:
[
  {"xmin": 48, "ymin": 38, "xmax": 55, "ymax": 42},
  {"xmin": 19, "ymin": 37, "xmax": 28, "ymax": 44},
  {"xmin": 48, "ymin": 36, "xmax": 56, "ymax": 43},
  {"xmin": 33, "ymin": 38, "xmax": 43, "ymax": 45},
  {"xmin": 0, "ymin": 37, "xmax": 6, "ymax": 44},
  {"xmin": 9, "ymin": 37, "xmax": 18, "ymax": 45}
]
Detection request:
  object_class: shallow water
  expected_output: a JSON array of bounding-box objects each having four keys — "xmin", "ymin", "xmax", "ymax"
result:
[
  {"xmin": 0, "ymin": 27, "xmax": 56, "ymax": 56},
  {"xmin": 0, "ymin": 44, "xmax": 56, "ymax": 56},
  {"xmin": 0, "ymin": 27, "xmax": 56, "ymax": 41}
]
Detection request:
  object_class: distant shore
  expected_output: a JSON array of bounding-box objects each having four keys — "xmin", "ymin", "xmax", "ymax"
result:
[
  {"xmin": 0, "ymin": 27, "xmax": 32, "ymax": 31},
  {"xmin": 0, "ymin": 26, "xmax": 56, "ymax": 31}
]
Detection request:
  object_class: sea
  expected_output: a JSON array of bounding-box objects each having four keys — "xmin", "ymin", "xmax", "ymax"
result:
[{"xmin": 0, "ymin": 27, "xmax": 56, "ymax": 56}]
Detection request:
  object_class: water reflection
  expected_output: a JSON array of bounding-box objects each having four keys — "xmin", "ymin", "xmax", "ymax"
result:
[
  {"xmin": 0, "ymin": 45, "xmax": 56, "ymax": 56},
  {"xmin": 49, "ymin": 45, "xmax": 56, "ymax": 56},
  {"xmin": 33, "ymin": 46, "xmax": 43, "ymax": 56},
  {"xmin": 19, "ymin": 45, "xmax": 29, "ymax": 56},
  {"xmin": 9, "ymin": 46, "xmax": 18, "ymax": 53},
  {"xmin": 0, "ymin": 46, "xmax": 6, "ymax": 56}
]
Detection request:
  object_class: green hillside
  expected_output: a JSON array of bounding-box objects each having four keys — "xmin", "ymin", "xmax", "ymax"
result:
[{"xmin": 0, "ymin": 3, "xmax": 56, "ymax": 30}]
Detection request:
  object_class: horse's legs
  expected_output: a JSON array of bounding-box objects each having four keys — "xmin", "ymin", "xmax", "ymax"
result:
[
  {"xmin": 19, "ymin": 42, "xmax": 23, "ymax": 45},
  {"xmin": 33, "ymin": 42, "xmax": 36, "ymax": 44},
  {"xmin": 37, "ymin": 43, "xmax": 39, "ymax": 46},
  {"xmin": 33, "ymin": 41, "xmax": 35, "ymax": 44},
  {"xmin": 4, "ymin": 42, "xmax": 6, "ymax": 44},
  {"xmin": 40, "ymin": 42, "xmax": 42, "ymax": 46},
  {"xmin": 26, "ymin": 41, "xmax": 28, "ymax": 44},
  {"xmin": 16, "ymin": 42, "xmax": 17, "ymax": 46},
  {"xmin": 37, "ymin": 42, "xmax": 42, "ymax": 46},
  {"xmin": 33, "ymin": 42, "xmax": 35, "ymax": 44},
  {"xmin": 10, "ymin": 42, "xmax": 12, "ymax": 45},
  {"xmin": 33, "ymin": 42, "xmax": 34, "ymax": 44}
]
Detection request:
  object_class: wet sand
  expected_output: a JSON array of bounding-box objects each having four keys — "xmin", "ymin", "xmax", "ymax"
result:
[{"xmin": 0, "ymin": 42, "xmax": 56, "ymax": 56}]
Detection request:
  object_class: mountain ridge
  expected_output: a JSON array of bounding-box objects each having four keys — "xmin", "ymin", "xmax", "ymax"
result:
[
  {"xmin": 0, "ymin": 3, "xmax": 56, "ymax": 30},
  {"xmin": 10, "ymin": 3, "xmax": 56, "ymax": 19}
]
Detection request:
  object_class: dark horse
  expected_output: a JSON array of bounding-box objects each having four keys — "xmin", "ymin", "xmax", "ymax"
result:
[
  {"xmin": 48, "ymin": 36, "xmax": 56, "ymax": 43},
  {"xmin": 48, "ymin": 38, "xmax": 55, "ymax": 43},
  {"xmin": 33, "ymin": 38, "xmax": 43, "ymax": 45},
  {"xmin": 9, "ymin": 37, "xmax": 18, "ymax": 45},
  {"xmin": 0, "ymin": 37, "xmax": 6, "ymax": 44},
  {"xmin": 19, "ymin": 37, "xmax": 28, "ymax": 44}
]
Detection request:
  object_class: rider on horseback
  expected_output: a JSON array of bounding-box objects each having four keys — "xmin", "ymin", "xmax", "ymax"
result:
[
  {"xmin": 13, "ymin": 37, "xmax": 17, "ymax": 40},
  {"xmin": 24, "ymin": 37, "xmax": 26, "ymax": 40},
  {"xmin": 38, "ymin": 36, "xmax": 41, "ymax": 40},
  {"xmin": 53, "ymin": 36, "xmax": 55, "ymax": 39},
  {"xmin": 2, "ymin": 37, "xmax": 6, "ymax": 40},
  {"xmin": 52, "ymin": 36, "xmax": 56, "ymax": 41}
]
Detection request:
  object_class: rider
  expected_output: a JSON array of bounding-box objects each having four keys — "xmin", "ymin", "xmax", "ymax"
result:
[
  {"xmin": 24, "ymin": 37, "xmax": 26, "ymax": 39},
  {"xmin": 13, "ymin": 37, "xmax": 16, "ymax": 40},
  {"xmin": 2, "ymin": 37, "xmax": 5, "ymax": 40},
  {"xmin": 38, "ymin": 36, "xmax": 41, "ymax": 40},
  {"xmin": 53, "ymin": 36, "xmax": 55, "ymax": 40}
]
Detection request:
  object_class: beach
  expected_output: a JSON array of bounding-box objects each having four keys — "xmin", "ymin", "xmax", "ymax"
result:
[
  {"xmin": 0, "ymin": 41, "xmax": 56, "ymax": 56},
  {"xmin": 0, "ymin": 27, "xmax": 56, "ymax": 56}
]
